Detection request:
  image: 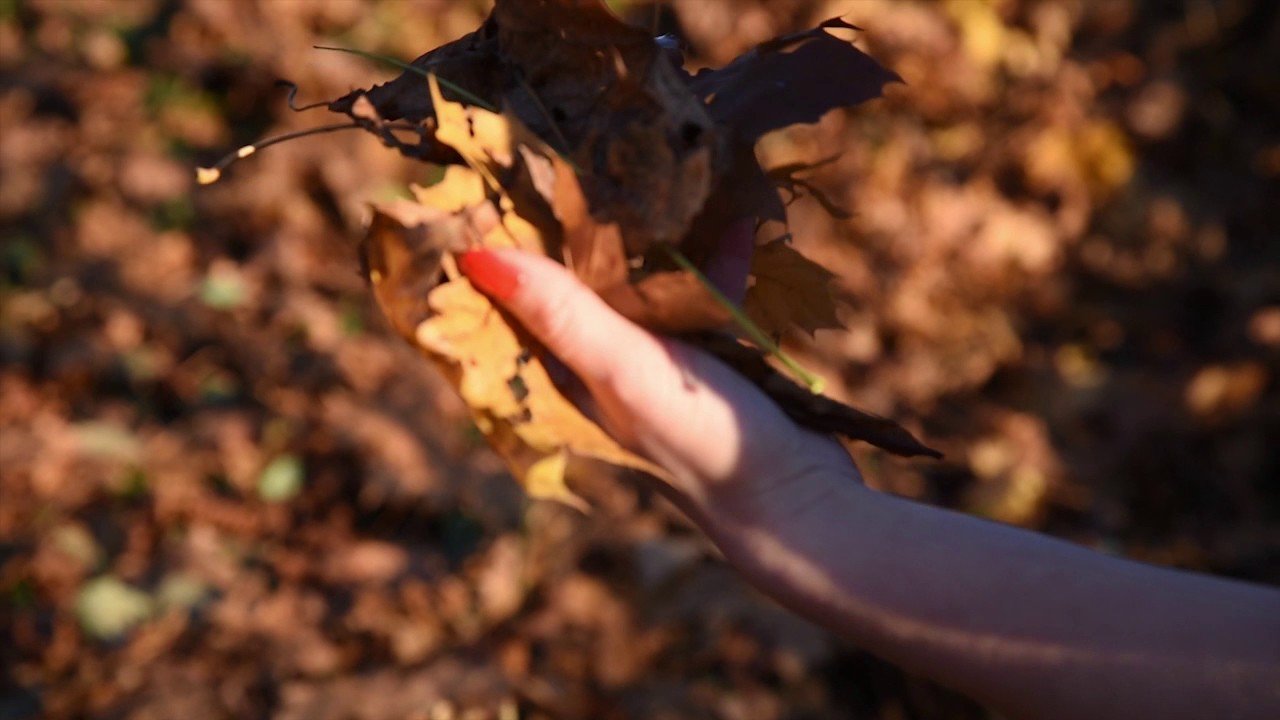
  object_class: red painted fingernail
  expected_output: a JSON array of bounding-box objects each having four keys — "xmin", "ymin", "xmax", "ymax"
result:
[{"xmin": 457, "ymin": 249, "xmax": 520, "ymax": 301}]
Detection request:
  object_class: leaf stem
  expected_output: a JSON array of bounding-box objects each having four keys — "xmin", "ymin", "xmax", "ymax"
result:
[
  {"xmin": 313, "ymin": 45, "xmax": 498, "ymax": 112},
  {"xmin": 322, "ymin": 46, "xmax": 588, "ymax": 176},
  {"xmin": 659, "ymin": 245, "xmax": 825, "ymax": 394}
]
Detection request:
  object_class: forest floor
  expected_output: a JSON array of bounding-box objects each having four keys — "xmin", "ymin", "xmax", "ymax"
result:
[{"xmin": 2, "ymin": 1, "xmax": 1278, "ymax": 718}]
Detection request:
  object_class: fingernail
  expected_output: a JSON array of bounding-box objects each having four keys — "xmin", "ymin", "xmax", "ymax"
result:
[{"xmin": 457, "ymin": 249, "xmax": 520, "ymax": 301}]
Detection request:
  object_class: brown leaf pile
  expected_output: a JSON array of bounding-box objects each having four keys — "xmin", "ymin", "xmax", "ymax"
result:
[{"xmin": 6, "ymin": 1, "xmax": 1279, "ymax": 718}]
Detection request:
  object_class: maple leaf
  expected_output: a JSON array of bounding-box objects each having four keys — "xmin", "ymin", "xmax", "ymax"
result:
[
  {"xmin": 363, "ymin": 199, "xmax": 670, "ymax": 509},
  {"xmin": 417, "ymin": 274, "xmax": 668, "ymax": 507},
  {"xmin": 519, "ymin": 141, "xmax": 733, "ymax": 333},
  {"xmin": 358, "ymin": 80, "xmax": 675, "ymax": 507},
  {"xmin": 682, "ymin": 17, "xmax": 897, "ymax": 243},
  {"xmin": 688, "ymin": 18, "xmax": 902, "ymax": 143},
  {"xmin": 331, "ymin": 0, "xmax": 720, "ymax": 256},
  {"xmin": 325, "ymin": 3, "xmax": 896, "ymax": 340},
  {"xmin": 491, "ymin": 0, "xmax": 720, "ymax": 255},
  {"xmin": 744, "ymin": 237, "xmax": 843, "ymax": 339},
  {"xmin": 344, "ymin": 3, "xmax": 937, "ymax": 469},
  {"xmin": 360, "ymin": 200, "xmax": 456, "ymax": 339},
  {"xmin": 211, "ymin": 1, "xmax": 942, "ymax": 494}
]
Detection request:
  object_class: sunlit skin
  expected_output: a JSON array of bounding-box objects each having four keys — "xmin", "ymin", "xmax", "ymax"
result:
[{"xmin": 458, "ymin": 235, "xmax": 1280, "ymax": 720}]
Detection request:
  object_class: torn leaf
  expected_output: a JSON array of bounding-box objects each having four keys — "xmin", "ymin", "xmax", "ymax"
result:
[
  {"xmin": 744, "ymin": 238, "xmax": 843, "ymax": 339},
  {"xmin": 689, "ymin": 18, "xmax": 902, "ymax": 143},
  {"xmin": 364, "ymin": 202, "xmax": 671, "ymax": 508}
]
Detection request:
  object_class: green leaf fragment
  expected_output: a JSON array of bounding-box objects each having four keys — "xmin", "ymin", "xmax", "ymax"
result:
[
  {"xmin": 257, "ymin": 454, "xmax": 304, "ymax": 502},
  {"xmin": 75, "ymin": 576, "xmax": 153, "ymax": 640},
  {"xmin": 199, "ymin": 269, "xmax": 247, "ymax": 309}
]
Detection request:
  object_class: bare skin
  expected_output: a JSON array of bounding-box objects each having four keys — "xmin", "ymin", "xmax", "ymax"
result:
[{"xmin": 458, "ymin": 245, "xmax": 1280, "ymax": 720}]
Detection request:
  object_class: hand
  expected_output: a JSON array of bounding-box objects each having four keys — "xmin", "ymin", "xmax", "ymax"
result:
[
  {"xmin": 455, "ymin": 241, "xmax": 859, "ymax": 519},
  {"xmin": 459, "ymin": 239, "xmax": 1280, "ymax": 720}
]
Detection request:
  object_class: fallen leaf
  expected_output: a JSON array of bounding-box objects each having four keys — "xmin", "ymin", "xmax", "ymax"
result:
[
  {"xmin": 76, "ymin": 575, "xmax": 153, "ymax": 640},
  {"xmin": 527, "ymin": 142, "xmax": 732, "ymax": 333},
  {"xmin": 744, "ymin": 237, "xmax": 843, "ymax": 338},
  {"xmin": 327, "ymin": 2, "xmax": 894, "ymax": 338},
  {"xmin": 411, "ymin": 165, "xmax": 486, "ymax": 214},
  {"xmin": 679, "ymin": 18, "xmax": 896, "ymax": 245},
  {"xmin": 493, "ymin": 0, "xmax": 720, "ymax": 253},
  {"xmin": 688, "ymin": 18, "xmax": 902, "ymax": 143},
  {"xmin": 324, "ymin": 1, "xmax": 937, "ymax": 488},
  {"xmin": 258, "ymin": 454, "xmax": 305, "ymax": 502},
  {"xmin": 361, "ymin": 203, "xmax": 453, "ymax": 339},
  {"xmin": 332, "ymin": 0, "xmax": 720, "ymax": 255},
  {"xmin": 362, "ymin": 142, "xmax": 670, "ymax": 507}
]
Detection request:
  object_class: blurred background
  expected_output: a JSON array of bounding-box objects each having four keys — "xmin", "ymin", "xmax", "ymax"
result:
[{"xmin": 2, "ymin": 0, "xmax": 1277, "ymax": 718}]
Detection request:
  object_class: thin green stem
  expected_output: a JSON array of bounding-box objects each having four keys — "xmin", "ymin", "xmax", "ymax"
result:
[
  {"xmin": 313, "ymin": 45, "xmax": 498, "ymax": 112},
  {"xmin": 660, "ymin": 245, "xmax": 825, "ymax": 394}
]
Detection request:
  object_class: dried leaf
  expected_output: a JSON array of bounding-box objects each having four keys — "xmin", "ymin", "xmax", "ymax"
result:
[
  {"xmin": 526, "ymin": 144, "xmax": 731, "ymax": 333},
  {"xmin": 360, "ymin": 92, "xmax": 671, "ymax": 505},
  {"xmin": 689, "ymin": 18, "xmax": 901, "ymax": 143},
  {"xmin": 337, "ymin": 2, "xmax": 936, "ymax": 477},
  {"xmin": 327, "ymin": 22, "xmax": 500, "ymax": 164},
  {"xmin": 528, "ymin": 146, "xmax": 630, "ymax": 294},
  {"xmin": 411, "ymin": 165, "xmax": 486, "ymax": 213},
  {"xmin": 361, "ymin": 203, "xmax": 453, "ymax": 339},
  {"xmin": 604, "ymin": 269, "xmax": 732, "ymax": 333},
  {"xmin": 744, "ymin": 238, "xmax": 842, "ymax": 338},
  {"xmin": 491, "ymin": 0, "xmax": 720, "ymax": 253},
  {"xmin": 365, "ymin": 206, "xmax": 670, "ymax": 508},
  {"xmin": 331, "ymin": 0, "xmax": 720, "ymax": 255},
  {"xmin": 767, "ymin": 156, "xmax": 852, "ymax": 220}
]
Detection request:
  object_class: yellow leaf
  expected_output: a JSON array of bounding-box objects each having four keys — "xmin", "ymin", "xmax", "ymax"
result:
[
  {"xmin": 415, "ymin": 279, "xmax": 524, "ymax": 419},
  {"xmin": 523, "ymin": 451, "xmax": 587, "ymax": 511},
  {"xmin": 363, "ymin": 192, "xmax": 669, "ymax": 510},
  {"xmin": 411, "ymin": 166, "xmax": 487, "ymax": 213},
  {"xmin": 417, "ymin": 273, "xmax": 668, "ymax": 504}
]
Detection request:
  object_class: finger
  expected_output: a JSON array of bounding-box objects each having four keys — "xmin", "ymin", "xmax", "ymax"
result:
[
  {"xmin": 457, "ymin": 247, "xmax": 662, "ymax": 389},
  {"xmin": 456, "ymin": 247, "xmax": 767, "ymax": 480}
]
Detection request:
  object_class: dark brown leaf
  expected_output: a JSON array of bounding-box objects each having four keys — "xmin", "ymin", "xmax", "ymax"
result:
[
  {"xmin": 689, "ymin": 18, "xmax": 901, "ymax": 143},
  {"xmin": 327, "ymin": 23, "xmax": 500, "ymax": 164},
  {"xmin": 332, "ymin": 0, "xmax": 721, "ymax": 255},
  {"xmin": 525, "ymin": 140, "xmax": 731, "ymax": 333},
  {"xmin": 744, "ymin": 237, "xmax": 843, "ymax": 338},
  {"xmin": 360, "ymin": 203, "xmax": 457, "ymax": 339},
  {"xmin": 604, "ymin": 269, "xmax": 732, "ymax": 333}
]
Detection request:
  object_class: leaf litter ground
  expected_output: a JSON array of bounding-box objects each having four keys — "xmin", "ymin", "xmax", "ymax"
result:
[{"xmin": 9, "ymin": 1, "xmax": 1276, "ymax": 717}]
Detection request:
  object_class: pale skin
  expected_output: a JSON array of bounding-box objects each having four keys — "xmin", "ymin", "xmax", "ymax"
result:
[{"xmin": 458, "ymin": 243, "xmax": 1280, "ymax": 720}]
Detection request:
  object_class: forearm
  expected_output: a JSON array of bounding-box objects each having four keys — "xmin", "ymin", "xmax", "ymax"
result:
[
  {"xmin": 457, "ymin": 247, "xmax": 1280, "ymax": 716},
  {"xmin": 692, "ymin": 470, "xmax": 1280, "ymax": 720}
]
